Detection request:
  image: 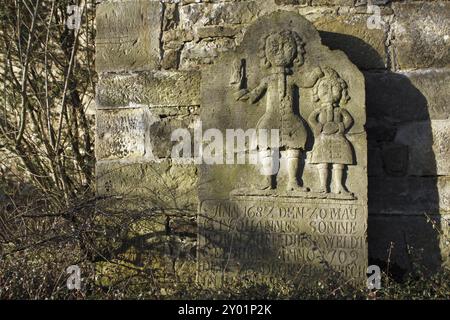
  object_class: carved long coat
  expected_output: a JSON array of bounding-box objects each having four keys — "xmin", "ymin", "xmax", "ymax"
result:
[{"xmin": 247, "ymin": 71, "xmax": 308, "ymax": 150}]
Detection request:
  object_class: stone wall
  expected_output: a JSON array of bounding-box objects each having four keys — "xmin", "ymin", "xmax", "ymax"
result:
[{"xmin": 95, "ymin": 0, "xmax": 450, "ymax": 273}]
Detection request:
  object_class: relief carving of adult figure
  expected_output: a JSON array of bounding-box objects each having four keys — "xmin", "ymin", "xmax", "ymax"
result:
[
  {"xmin": 308, "ymin": 67, "xmax": 355, "ymax": 196},
  {"xmin": 233, "ymin": 30, "xmax": 322, "ymax": 191}
]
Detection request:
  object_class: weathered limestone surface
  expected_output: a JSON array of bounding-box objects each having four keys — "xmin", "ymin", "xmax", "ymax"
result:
[
  {"xmin": 392, "ymin": 2, "xmax": 450, "ymax": 70},
  {"xmin": 96, "ymin": 108, "xmax": 147, "ymax": 160},
  {"xmin": 95, "ymin": 0, "xmax": 450, "ymax": 277},
  {"xmin": 369, "ymin": 177, "xmax": 450, "ymax": 215},
  {"xmin": 366, "ymin": 120, "xmax": 450, "ymax": 178},
  {"xmin": 365, "ymin": 70, "xmax": 450, "ymax": 122},
  {"xmin": 313, "ymin": 0, "xmax": 354, "ymax": 5},
  {"xmin": 96, "ymin": 0, "xmax": 162, "ymax": 73},
  {"xmin": 96, "ymin": 105, "xmax": 199, "ymax": 161},
  {"xmin": 179, "ymin": 1, "xmax": 263, "ymax": 30},
  {"xmin": 314, "ymin": 14, "xmax": 387, "ymax": 69},
  {"xmin": 395, "ymin": 121, "xmax": 450, "ymax": 176},
  {"xmin": 97, "ymin": 71, "xmax": 201, "ymax": 108},
  {"xmin": 198, "ymin": 11, "xmax": 368, "ymax": 287},
  {"xmin": 180, "ymin": 38, "xmax": 238, "ymax": 70},
  {"xmin": 96, "ymin": 161, "xmax": 198, "ymax": 212}
]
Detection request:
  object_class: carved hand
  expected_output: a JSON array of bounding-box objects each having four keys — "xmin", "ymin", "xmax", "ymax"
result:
[
  {"xmin": 234, "ymin": 89, "xmax": 249, "ymax": 101},
  {"xmin": 323, "ymin": 122, "xmax": 339, "ymax": 135},
  {"xmin": 311, "ymin": 66, "xmax": 324, "ymax": 82}
]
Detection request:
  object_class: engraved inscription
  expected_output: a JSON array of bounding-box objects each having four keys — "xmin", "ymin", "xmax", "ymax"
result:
[{"xmin": 198, "ymin": 199, "xmax": 367, "ymax": 286}]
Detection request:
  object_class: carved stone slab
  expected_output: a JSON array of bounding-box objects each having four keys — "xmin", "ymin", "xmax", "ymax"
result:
[
  {"xmin": 198, "ymin": 198, "xmax": 367, "ymax": 287},
  {"xmin": 198, "ymin": 11, "xmax": 367, "ymax": 287}
]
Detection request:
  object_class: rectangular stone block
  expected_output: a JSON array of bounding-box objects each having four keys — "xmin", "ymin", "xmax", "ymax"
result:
[
  {"xmin": 180, "ymin": 38, "xmax": 237, "ymax": 70},
  {"xmin": 198, "ymin": 198, "xmax": 368, "ymax": 287},
  {"xmin": 96, "ymin": 108, "xmax": 147, "ymax": 160},
  {"xmin": 365, "ymin": 70, "xmax": 450, "ymax": 123},
  {"xmin": 312, "ymin": 0, "xmax": 354, "ymax": 6},
  {"xmin": 392, "ymin": 2, "xmax": 450, "ymax": 70},
  {"xmin": 198, "ymin": 11, "xmax": 368, "ymax": 288},
  {"xmin": 96, "ymin": 105, "xmax": 199, "ymax": 161},
  {"xmin": 96, "ymin": 161, "xmax": 198, "ymax": 212},
  {"xmin": 96, "ymin": 0, "xmax": 162, "ymax": 73},
  {"xmin": 148, "ymin": 113, "xmax": 199, "ymax": 159},
  {"xmin": 395, "ymin": 120, "xmax": 450, "ymax": 176},
  {"xmin": 355, "ymin": 0, "xmax": 390, "ymax": 5},
  {"xmin": 196, "ymin": 25, "xmax": 240, "ymax": 39},
  {"xmin": 275, "ymin": 0, "xmax": 309, "ymax": 5},
  {"xmin": 179, "ymin": 1, "xmax": 263, "ymax": 29},
  {"xmin": 369, "ymin": 177, "xmax": 450, "ymax": 215},
  {"xmin": 97, "ymin": 71, "xmax": 201, "ymax": 108}
]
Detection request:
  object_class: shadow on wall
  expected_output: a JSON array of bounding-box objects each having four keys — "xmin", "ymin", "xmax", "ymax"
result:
[{"xmin": 320, "ymin": 31, "xmax": 442, "ymax": 279}]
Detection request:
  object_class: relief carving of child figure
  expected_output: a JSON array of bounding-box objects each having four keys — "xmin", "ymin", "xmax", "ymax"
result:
[
  {"xmin": 308, "ymin": 67, "xmax": 355, "ymax": 196},
  {"xmin": 233, "ymin": 30, "xmax": 322, "ymax": 191}
]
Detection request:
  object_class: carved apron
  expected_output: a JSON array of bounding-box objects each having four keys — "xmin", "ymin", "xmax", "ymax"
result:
[{"xmin": 255, "ymin": 72, "xmax": 307, "ymax": 150}]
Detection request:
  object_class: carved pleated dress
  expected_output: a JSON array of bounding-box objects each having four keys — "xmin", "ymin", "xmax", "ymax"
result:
[{"xmin": 310, "ymin": 106, "xmax": 354, "ymax": 165}]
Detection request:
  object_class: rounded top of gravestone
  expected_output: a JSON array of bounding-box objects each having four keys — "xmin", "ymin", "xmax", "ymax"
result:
[{"xmin": 241, "ymin": 10, "xmax": 322, "ymax": 49}]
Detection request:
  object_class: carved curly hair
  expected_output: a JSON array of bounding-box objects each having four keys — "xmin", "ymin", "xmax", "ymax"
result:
[
  {"xmin": 257, "ymin": 30, "xmax": 306, "ymax": 69},
  {"xmin": 312, "ymin": 67, "xmax": 350, "ymax": 105}
]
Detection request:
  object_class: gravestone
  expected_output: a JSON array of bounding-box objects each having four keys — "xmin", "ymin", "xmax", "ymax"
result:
[{"xmin": 197, "ymin": 11, "xmax": 368, "ymax": 287}]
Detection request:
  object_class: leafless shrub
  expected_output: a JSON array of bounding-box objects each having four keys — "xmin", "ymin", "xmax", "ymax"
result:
[{"xmin": 0, "ymin": 0, "xmax": 96, "ymax": 210}]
